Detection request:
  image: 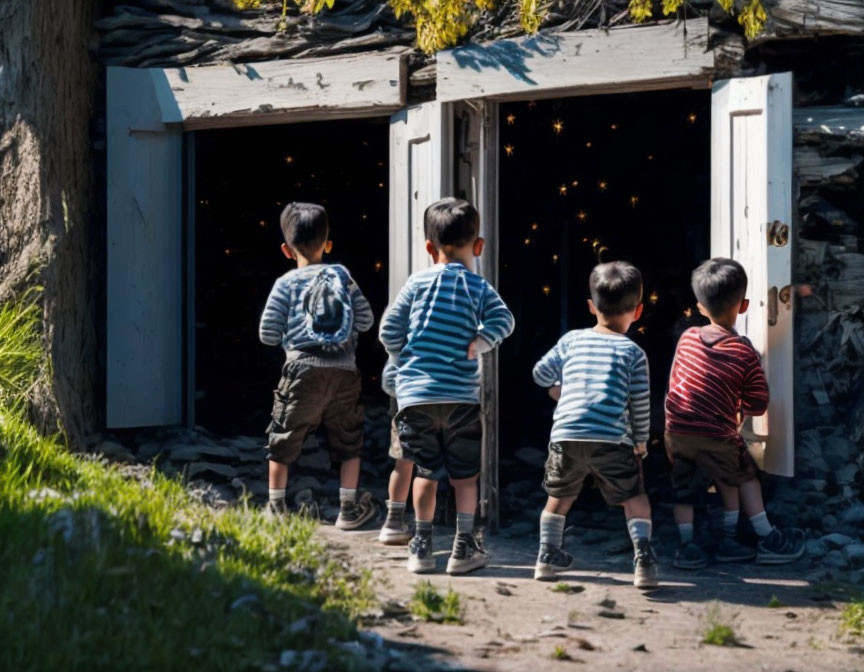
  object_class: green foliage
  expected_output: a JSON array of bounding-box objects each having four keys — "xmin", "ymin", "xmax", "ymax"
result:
[
  {"xmin": 409, "ymin": 581, "xmax": 464, "ymax": 624},
  {"xmin": 702, "ymin": 603, "xmax": 739, "ymax": 646},
  {"xmin": 519, "ymin": 0, "xmax": 546, "ymax": 35},
  {"xmin": 549, "ymin": 582, "xmax": 585, "ymax": 594},
  {"xmin": 842, "ymin": 600, "xmax": 864, "ymax": 637},
  {"xmin": 767, "ymin": 594, "xmax": 784, "ymax": 608},
  {"xmin": 552, "ymin": 644, "xmax": 571, "ymax": 660},
  {"xmin": 0, "ymin": 290, "xmax": 44, "ymax": 409},
  {"xmin": 629, "ymin": 0, "xmax": 768, "ymax": 41}
]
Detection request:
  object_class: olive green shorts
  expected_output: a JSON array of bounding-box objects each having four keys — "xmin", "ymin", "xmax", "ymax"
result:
[{"xmin": 543, "ymin": 441, "xmax": 644, "ymax": 505}]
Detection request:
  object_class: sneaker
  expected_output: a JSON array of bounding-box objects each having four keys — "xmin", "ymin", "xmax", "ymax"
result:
[
  {"xmin": 446, "ymin": 532, "xmax": 489, "ymax": 575},
  {"xmin": 407, "ymin": 533, "xmax": 435, "ymax": 573},
  {"xmin": 715, "ymin": 536, "xmax": 756, "ymax": 563},
  {"xmin": 265, "ymin": 498, "xmax": 289, "ymax": 520},
  {"xmin": 534, "ymin": 543, "xmax": 577, "ymax": 581},
  {"xmin": 378, "ymin": 520, "xmax": 412, "ymax": 545},
  {"xmin": 756, "ymin": 527, "xmax": 805, "ymax": 565},
  {"xmin": 335, "ymin": 491, "xmax": 376, "ymax": 530},
  {"xmin": 293, "ymin": 488, "xmax": 320, "ymax": 519},
  {"xmin": 673, "ymin": 541, "xmax": 709, "ymax": 570},
  {"xmin": 633, "ymin": 541, "xmax": 660, "ymax": 589}
]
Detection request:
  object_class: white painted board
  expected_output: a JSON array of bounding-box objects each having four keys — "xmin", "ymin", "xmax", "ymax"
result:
[
  {"xmin": 711, "ymin": 73, "xmax": 794, "ymax": 476},
  {"xmin": 107, "ymin": 67, "xmax": 184, "ymax": 427}
]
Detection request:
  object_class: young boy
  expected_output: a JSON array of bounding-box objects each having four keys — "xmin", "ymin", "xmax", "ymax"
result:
[
  {"xmin": 532, "ymin": 261, "xmax": 659, "ymax": 589},
  {"xmin": 379, "ymin": 197, "xmax": 514, "ymax": 574},
  {"xmin": 665, "ymin": 257, "xmax": 804, "ymax": 568},
  {"xmin": 378, "ymin": 357, "xmax": 415, "ymax": 545},
  {"xmin": 259, "ymin": 202, "xmax": 376, "ymax": 530}
]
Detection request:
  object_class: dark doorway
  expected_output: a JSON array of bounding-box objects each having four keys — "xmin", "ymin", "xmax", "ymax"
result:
[
  {"xmin": 194, "ymin": 118, "xmax": 390, "ymax": 435},
  {"xmin": 497, "ymin": 89, "xmax": 711, "ymax": 519}
]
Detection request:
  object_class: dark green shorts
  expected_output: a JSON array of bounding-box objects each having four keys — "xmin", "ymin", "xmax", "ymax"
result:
[
  {"xmin": 395, "ymin": 403, "xmax": 482, "ymax": 480},
  {"xmin": 543, "ymin": 441, "xmax": 644, "ymax": 505},
  {"xmin": 266, "ymin": 361, "xmax": 364, "ymax": 465},
  {"xmin": 665, "ymin": 432, "xmax": 759, "ymax": 504}
]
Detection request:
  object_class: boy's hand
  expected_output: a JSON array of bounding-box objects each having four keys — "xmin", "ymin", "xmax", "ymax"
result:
[
  {"xmin": 548, "ymin": 385, "xmax": 562, "ymax": 401},
  {"xmin": 467, "ymin": 338, "xmax": 478, "ymax": 360},
  {"xmin": 467, "ymin": 335, "xmax": 491, "ymax": 360},
  {"xmin": 634, "ymin": 442, "xmax": 648, "ymax": 459}
]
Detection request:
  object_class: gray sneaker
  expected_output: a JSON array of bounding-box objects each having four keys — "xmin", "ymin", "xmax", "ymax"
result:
[
  {"xmin": 407, "ymin": 533, "xmax": 436, "ymax": 573},
  {"xmin": 378, "ymin": 520, "xmax": 412, "ymax": 545},
  {"xmin": 673, "ymin": 541, "xmax": 709, "ymax": 569},
  {"xmin": 633, "ymin": 542, "xmax": 660, "ymax": 589},
  {"xmin": 756, "ymin": 527, "xmax": 805, "ymax": 565},
  {"xmin": 715, "ymin": 536, "xmax": 756, "ymax": 563},
  {"xmin": 446, "ymin": 533, "xmax": 489, "ymax": 575},
  {"xmin": 335, "ymin": 491, "xmax": 376, "ymax": 530},
  {"xmin": 534, "ymin": 543, "xmax": 577, "ymax": 581}
]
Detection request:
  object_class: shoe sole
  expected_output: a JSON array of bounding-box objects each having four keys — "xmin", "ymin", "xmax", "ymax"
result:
[
  {"xmin": 534, "ymin": 560, "xmax": 577, "ymax": 581},
  {"xmin": 756, "ymin": 549, "xmax": 805, "ymax": 565},
  {"xmin": 446, "ymin": 555, "xmax": 489, "ymax": 575},
  {"xmin": 335, "ymin": 505, "xmax": 377, "ymax": 531},
  {"xmin": 672, "ymin": 558, "xmax": 708, "ymax": 570},
  {"xmin": 407, "ymin": 557, "xmax": 436, "ymax": 573},
  {"xmin": 378, "ymin": 529, "xmax": 411, "ymax": 545},
  {"xmin": 715, "ymin": 552, "xmax": 756, "ymax": 563},
  {"xmin": 634, "ymin": 576, "xmax": 660, "ymax": 589}
]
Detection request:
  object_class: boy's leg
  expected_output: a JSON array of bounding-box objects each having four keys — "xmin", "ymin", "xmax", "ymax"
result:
[
  {"xmin": 268, "ymin": 461, "xmax": 290, "ymax": 515},
  {"xmin": 622, "ymin": 493, "xmax": 659, "ymax": 589},
  {"xmin": 379, "ymin": 459, "xmax": 414, "ymax": 545},
  {"xmin": 739, "ymin": 477, "xmax": 804, "ymax": 564},
  {"xmin": 408, "ymin": 476, "xmax": 438, "ymax": 573},
  {"xmin": 713, "ymin": 481, "xmax": 756, "ymax": 562},
  {"xmin": 665, "ymin": 433, "xmax": 710, "ymax": 569}
]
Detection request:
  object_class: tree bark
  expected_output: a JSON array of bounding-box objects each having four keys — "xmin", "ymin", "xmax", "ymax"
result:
[{"xmin": 0, "ymin": 0, "xmax": 100, "ymax": 441}]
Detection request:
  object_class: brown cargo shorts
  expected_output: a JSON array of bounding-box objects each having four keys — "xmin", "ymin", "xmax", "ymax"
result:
[
  {"xmin": 266, "ymin": 361, "xmax": 364, "ymax": 465},
  {"xmin": 543, "ymin": 441, "xmax": 644, "ymax": 505},
  {"xmin": 665, "ymin": 431, "xmax": 759, "ymax": 504},
  {"xmin": 387, "ymin": 397, "xmax": 403, "ymax": 460}
]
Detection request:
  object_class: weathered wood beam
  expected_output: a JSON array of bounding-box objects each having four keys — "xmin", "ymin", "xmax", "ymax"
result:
[
  {"xmin": 436, "ymin": 19, "xmax": 714, "ymax": 103},
  {"xmin": 771, "ymin": 0, "xmax": 864, "ymax": 36}
]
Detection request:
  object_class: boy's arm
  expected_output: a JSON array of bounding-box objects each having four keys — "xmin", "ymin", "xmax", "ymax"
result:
[
  {"xmin": 473, "ymin": 283, "xmax": 515, "ymax": 355},
  {"xmin": 349, "ymin": 279, "xmax": 374, "ymax": 333},
  {"xmin": 533, "ymin": 339, "xmax": 566, "ymax": 389},
  {"xmin": 259, "ymin": 278, "xmax": 290, "ymax": 347},
  {"xmin": 629, "ymin": 349, "xmax": 651, "ymax": 444},
  {"xmin": 741, "ymin": 349, "xmax": 770, "ymax": 416},
  {"xmin": 379, "ymin": 281, "xmax": 413, "ymax": 356}
]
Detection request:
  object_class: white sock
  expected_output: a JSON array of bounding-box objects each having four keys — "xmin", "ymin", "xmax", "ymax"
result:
[
  {"xmin": 677, "ymin": 522, "xmax": 694, "ymax": 544},
  {"xmin": 456, "ymin": 512, "xmax": 475, "ymax": 536},
  {"xmin": 723, "ymin": 510, "xmax": 739, "ymax": 538},
  {"xmin": 539, "ymin": 511, "xmax": 566, "ymax": 548},
  {"xmin": 339, "ymin": 488, "xmax": 357, "ymax": 504},
  {"xmin": 749, "ymin": 511, "xmax": 773, "ymax": 538},
  {"xmin": 627, "ymin": 518, "xmax": 652, "ymax": 549},
  {"xmin": 269, "ymin": 488, "xmax": 286, "ymax": 503}
]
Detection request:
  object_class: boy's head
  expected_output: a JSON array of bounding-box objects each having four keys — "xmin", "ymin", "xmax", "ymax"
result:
[
  {"xmin": 691, "ymin": 257, "xmax": 749, "ymax": 323},
  {"xmin": 588, "ymin": 261, "xmax": 643, "ymax": 320},
  {"xmin": 279, "ymin": 202, "xmax": 332, "ymax": 261},
  {"xmin": 423, "ymin": 197, "xmax": 483, "ymax": 262}
]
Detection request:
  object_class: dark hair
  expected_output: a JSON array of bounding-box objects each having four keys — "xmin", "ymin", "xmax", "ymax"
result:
[
  {"xmin": 279, "ymin": 202, "xmax": 329, "ymax": 255},
  {"xmin": 423, "ymin": 197, "xmax": 480, "ymax": 248},
  {"xmin": 691, "ymin": 257, "xmax": 748, "ymax": 317},
  {"xmin": 589, "ymin": 261, "xmax": 643, "ymax": 316}
]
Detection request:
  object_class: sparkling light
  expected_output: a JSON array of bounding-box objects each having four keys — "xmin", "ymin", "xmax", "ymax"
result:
[
  {"xmin": 683, "ymin": 307, "xmax": 693, "ymax": 318},
  {"xmin": 649, "ymin": 291, "xmax": 659, "ymax": 304},
  {"xmin": 553, "ymin": 119, "xmax": 564, "ymax": 134},
  {"xmin": 284, "ymin": 155, "xmax": 294, "ymax": 165},
  {"xmin": 598, "ymin": 180, "xmax": 608, "ymax": 191},
  {"xmin": 531, "ymin": 222, "xmax": 539, "ymax": 231},
  {"xmin": 577, "ymin": 210, "xmax": 587, "ymax": 221},
  {"xmin": 630, "ymin": 195, "xmax": 639, "ymax": 208},
  {"xmin": 504, "ymin": 144, "xmax": 515, "ymax": 157},
  {"xmin": 688, "ymin": 112, "xmax": 698, "ymax": 124},
  {"xmin": 374, "ymin": 260, "xmax": 384, "ymax": 272},
  {"xmin": 507, "ymin": 114, "xmax": 517, "ymax": 125},
  {"xmin": 559, "ymin": 184, "xmax": 568, "ymax": 196},
  {"xmin": 542, "ymin": 285, "xmax": 552, "ymax": 296}
]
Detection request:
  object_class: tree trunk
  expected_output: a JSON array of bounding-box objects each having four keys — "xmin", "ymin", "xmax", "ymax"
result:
[{"xmin": 0, "ymin": 0, "xmax": 100, "ymax": 441}]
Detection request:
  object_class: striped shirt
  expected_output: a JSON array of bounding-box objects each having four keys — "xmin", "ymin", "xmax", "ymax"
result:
[
  {"xmin": 380, "ymin": 262, "xmax": 514, "ymax": 409},
  {"xmin": 665, "ymin": 325, "xmax": 769, "ymax": 442},
  {"xmin": 259, "ymin": 263, "xmax": 373, "ymax": 369},
  {"xmin": 533, "ymin": 329, "xmax": 650, "ymax": 446}
]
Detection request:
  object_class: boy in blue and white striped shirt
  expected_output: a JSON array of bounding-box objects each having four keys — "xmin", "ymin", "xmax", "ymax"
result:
[
  {"xmin": 380, "ymin": 198, "xmax": 514, "ymax": 575},
  {"xmin": 532, "ymin": 261, "xmax": 658, "ymax": 589}
]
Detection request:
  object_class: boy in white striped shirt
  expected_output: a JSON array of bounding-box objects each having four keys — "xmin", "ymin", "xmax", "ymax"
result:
[{"xmin": 532, "ymin": 261, "xmax": 658, "ymax": 589}]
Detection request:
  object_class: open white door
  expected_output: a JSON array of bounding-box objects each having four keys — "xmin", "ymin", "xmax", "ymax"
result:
[
  {"xmin": 388, "ymin": 102, "xmax": 453, "ymax": 295},
  {"xmin": 711, "ymin": 73, "xmax": 794, "ymax": 476},
  {"xmin": 106, "ymin": 68, "xmax": 184, "ymax": 427}
]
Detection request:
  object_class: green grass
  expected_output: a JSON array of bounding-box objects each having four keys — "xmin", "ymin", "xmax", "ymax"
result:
[
  {"xmin": 549, "ymin": 582, "xmax": 585, "ymax": 595},
  {"xmin": 0, "ymin": 295, "xmax": 375, "ymax": 670},
  {"xmin": 767, "ymin": 595, "xmax": 784, "ymax": 608},
  {"xmin": 552, "ymin": 644, "xmax": 570, "ymax": 660},
  {"xmin": 841, "ymin": 600, "xmax": 864, "ymax": 637},
  {"xmin": 702, "ymin": 603, "xmax": 740, "ymax": 647},
  {"xmin": 409, "ymin": 581, "xmax": 463, "ymax": 624}
]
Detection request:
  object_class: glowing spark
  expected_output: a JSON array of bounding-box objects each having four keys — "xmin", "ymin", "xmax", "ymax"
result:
[
  {"xmin": 577, "ymin": 210, "xmax": 587, "ymax": 221},
  {"xmin": 504, "ymin": 144, "xmax": 515, "ymax": 157},
  {"xmin": 506, "ymin": 114, "xmax": 516, "ymax": 125},
  {"xmin": 630, "ymin": 195, "xmax": 639, "ymax": 208},
  {"xmin": 361, "ymin": 214, "xmax": 368, "ymax": 220},
  {"xmin": 224, "ymin": 249, "xmax": 231, "ymax": 256},
  {"xmin": 688, "ymin": 112, "xmax": 698, "ymax": 124},
  {"xmin": 637, "ymin": 326, "xmax": 647, "ymax": 334},
  {"xmin": 542, "ymin": 285, "xmax": 552, "ymax": 296},
  {"xmin": 571, "ymin": 180, "xmax": 579, "ymax": 187},
  {"xmin": 684, "ymin": 307, "xmax": 693, "ymax": 318},
  {"xmin": 284, "ymin": 155, "xmax": 294, "ymax": 165},
  {"xmin": 527, "ymin": 100, "xmax": 537, "ymax": 109},
  {"xmin": 553, "ymin": 119, "xmax": 564, "ymax": 134},
  {"xmin": 585, "ymin": 141, "xmax": 593, "ymax": 148},
  {"xmin": 258, "ymin": 220, "xmax": 267, "ymax": 228},
  {"xmin": 610, "ymin": 123, "xmax": 618, "ymax": 130},
  {"xmin": 647, "ymin": 154, "xmax": 654, "ymax": 161},
  {"xmin": 524, "ymin": 237, "xmax": 532, "ymax": 246},
  {"xmin": 531, "ymin": 222, "xmax": 539, "ymax": 231},
  {"xmin": 559, "ymin": 184, "xmax": 568, "ymax": 196},
  {"xmin": 598, "ymin": 180, "xmax": 608, "ymax": 191},
  {"xmin": 378, "ymin": 182, "xmax": 384, "ymax": 188},
  {"xmin": 276, "ymin": 201, "xmax": 282, "ymax": 206},
  {"xmin": 374, "ymin": 260, "xmax": 383, "ymax": 272},
  {"xmin": 552, "ymin": 254, "xmax": 559, "ymax": 263},
  {"xmin": 649, "ymin": 291, "xmax": 659, "ymax": 304}
]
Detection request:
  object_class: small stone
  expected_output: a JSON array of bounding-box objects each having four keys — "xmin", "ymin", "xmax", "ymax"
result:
[
  {"xmin": 514, "ymin": 446, "xmax": 547, "ymax": 468},
  {"xmin": 806, "ymin": 538, "xmax": 828, "ymax": 559},
  {"xmin": 843, "ymin": 543, "xmax": 864, "ymax": 567},
  {"xmin": 598, "ymin": 609, "xmax": 625, "ymax": 619},
  {"xmin": 822, "ymin": 532, "xmax": 857, "ymax": 549},
  {"xmin": 632, "ymin": 643, "xmax": 649, "ymax": 653},
  {"xmin": 279, "ymin": 650, "xmax": 297, "ymax": 668},
  {"xmin": 96, "ymin": 440, "xmax": 136, "ymax": 464},
  {"xmin": 841, "ymin": 504, "xmax": 864, "ymax": 525},
  {"xmin": 230, "ymin": 594, "xmax": 259, "ymax": 611},
  {"xmin": 188, "ymin": 462, "xmax": 238, "ymax": 480},
  {"xmin": 190, "ymin": 527, "xmax": 204, "ymax": 545},
  {"xmin": 823, "ymin": 549, "xmax": 850, "ymax": 569},
  {"xmin": 137, "ymin": 441, "xmax": 165, "ymax": 462},
  {"xmin": 822, "ymin": 515, "xmax": 839, "ymax": 532},
  {"xmin": 836, "ymin": 464, "xmax": 859, "ymax": 485},
  {"xmin": 169, "ymin": 528, "xmax": 186, "ymax": 542}
]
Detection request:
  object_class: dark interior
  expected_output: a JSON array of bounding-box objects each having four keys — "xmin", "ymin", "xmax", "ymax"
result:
[
  {"xmin": 497, "ymin": 89, "xmax": 712, "ymax": 512},
  {"xmin": 194, "ymin": 118, "xmax": 390, "ymax": 435}
]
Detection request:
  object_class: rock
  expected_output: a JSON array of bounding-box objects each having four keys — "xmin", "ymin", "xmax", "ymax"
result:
[
  {"xmin": 297, "ymin": 448, "xmax": 331, "ymax": 472},
  {"xmin": 501, "ymin": 521, "xmax": 534, "ymax": 537},
  {"xmin": 286, "ymin": 476, "xmax": 323, "ymax": 498},
  {"xmin": 823, "ymin": 550, "xmax": 850, "ymax": 569},
  {"xmin": 279, "ymin": 651, "xmax": 298, "ymax": 668},
  {"xmin": 514, "ymin": 446, "xmax": 547, "ymax": 468},
  {"xmin": 231, "ymin": 435, "xmax": 262, "ymax": 450},
  {"xmin": 844, "ymin": 543, "xmax": 864, "ymax": 567},
  {"xmin": 849, "ymin": 569, "xmax": 864, "ymax": 585},
  {"xmin": 28, "ymin": 487, "xmax": 63, "ymax": 501},
  {"xmin": 95, "ymin": 440, "xmax": 136, "ymax": 464},
  {"xmin": 806, "ymin": 538, "xmax": 829, "ymax": 559},
  {"xmin": 822, "ymin": 514, "xmax": 839, "ymax": 532},
  {"xmin": 137, "ymin": 441, "xmax": 165, "ymax": 462},
  {"xmin": 835, "ymin": 464, "xmax": 860, "ymax": 485},
  {"xmin": 806, "ymin": 568, "xmax": 832, "ymax": 583},
  {"xmin": 822, "ymin": 532, "xmax": 857, "ymax": 549},
  {"xmin": 822, "ymin": 434, "xmax": 858, "ymax": 470},
  {"xmin": 187, "ymin": 462, "xmax": 238, "ymax": 480},
  {"xmin": 841, "ymin": 504, "xmax": 864, "ymax": 525},
  {"xmin": 580, "ymin": 529, "xmax": 609, "ymax": 544},
  {"xmin": 170, "ymin": 443, "xmax": 237, "ymax": 463}
]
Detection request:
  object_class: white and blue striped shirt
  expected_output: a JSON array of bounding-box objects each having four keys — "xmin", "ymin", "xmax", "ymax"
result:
[
  {"xmin": 380, "ymin": 262, "xmax": 514, "ymax": 409},
  {"xmin": 259, "ymin": 263, "xmax": 373, "ymax": 369},
  {"xmin": 533, "ymin": 329, "xmax": 650, "ymax": 446}
]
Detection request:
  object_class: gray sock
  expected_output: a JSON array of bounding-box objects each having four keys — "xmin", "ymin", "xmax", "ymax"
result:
[
  {"xmin": 339, "ymin": 488, "xmax": 357, "ymax": 511},
  {"xmin": 749, "ymin": 511, "xmax": 773, "ymax": 538},
  {"xmin": 269, "ymin": 488, "xmax": 286, "ymax": 503},
  {"xmin": 627, "ymin": 517, "xmax": 652, "ymax": 551},
  {"xmin": 456, "ymin": 512, "xmax": 475, "ymax": 536},
  {"xmin": 677, "ymin": 522, "xmax": 694, "ymax": 544},
  {"xmin": 539, "ymin": 511, "xmax": 566, "ymax": 548},
  {"xmin": 416, "ymin": 519, "xmax": 433, "ymax": 537},
  {"xmin": 385, "ymin": 500, "xmax": 406, "ymax": 528},
  {"xmin": 723, "ymin": 510, "xmax": 739, "ymax": 538}
]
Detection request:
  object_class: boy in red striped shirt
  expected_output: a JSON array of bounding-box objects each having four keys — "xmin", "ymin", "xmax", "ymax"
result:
[{"xmin": 665, "ymin": 258, "xmax": 804, "ymax": 568}]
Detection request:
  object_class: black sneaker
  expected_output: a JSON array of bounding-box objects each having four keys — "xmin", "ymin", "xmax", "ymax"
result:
[
  {"xmin": 407, "ymin": 533, "xmax": 435, "ymax": 573},
  {"xmin": 633, "ymin": 541, "xmax": 660, "ymax": 589},
  {"xmin": 335, "ymin": 491, "xmax": 376, "ymax": 530},
  {"xmin": 534, "ymin": 543, "xmax": 577, "ymax": 581},
  {"xmin": 756, "ymin": 527, "xmax": 805, "ymax": 565},
  {"xmin": 446, "ymin": 532, "xmax": 489, "ymax": 575},
  {"xmin": 673, "ymin": 541, "xmax": 709, "ymax": 569},
  {"xmin": 715, "ymin": 536, "xmax": 756, "ymax": 563}
]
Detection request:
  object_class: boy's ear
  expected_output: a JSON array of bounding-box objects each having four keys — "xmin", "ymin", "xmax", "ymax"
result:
[
  {"xmin": 473, "ymin": 237, "xmax": 485, "ymax": 258},
  {"xmin": 633, "ymin": 302, "xmax": 644, "ymax": 321},
  {"xmin": 696, "ymin": 301, "xmax": 710, "ymax": 318},
  {"xmin": 587, "ymin": 298, "xmax": 598, "ymax": 316},
  {"xmin": 281, "ymin": 243, "xmax": 294, "ymax": 260},
  {"xmin": 324, "ymin": 240, "xmax": 333, "ymax": 254},
  {"xmin": 425, "ymin": 239, "xmax": 437, "ymax": 261},
  {"xmin": 739, "ymin": 298, "xmax": 749, "ymax": 314}
]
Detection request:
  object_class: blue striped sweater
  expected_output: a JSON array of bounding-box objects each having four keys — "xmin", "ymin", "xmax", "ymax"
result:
[
  {"xmin": 533, "ymin": 329, "xmax": 650, "ymax": 446},
  {"xmin": 380, "ymin": 262, "xmax": 515, "ymax": 409},
  {"xmin": 259, "ymin": 263, "xmax": 374, "ymax": 369}
]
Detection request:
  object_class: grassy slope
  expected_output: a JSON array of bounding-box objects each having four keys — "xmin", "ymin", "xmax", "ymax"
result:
[{"xmin": 0, "ymin": 295, "xmax": 373, "ymax": 671}]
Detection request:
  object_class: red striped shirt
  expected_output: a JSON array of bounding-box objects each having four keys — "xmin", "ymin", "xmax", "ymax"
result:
[{"xmin": 665, "ymin": 325, "xmax": 769, "ymax": 442}]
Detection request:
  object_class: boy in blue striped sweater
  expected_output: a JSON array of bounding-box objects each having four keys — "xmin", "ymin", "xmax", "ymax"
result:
[
  {"xmin": 380, "ymin": 198, "xmax": 514, "ymax": 575},
  {"xmin": 259, "ymin": 202, "xmax": 376, "ymax": 530},
  {"xmin": 532, "ymin": 261, "xmax": 659, "ymax": 589}
]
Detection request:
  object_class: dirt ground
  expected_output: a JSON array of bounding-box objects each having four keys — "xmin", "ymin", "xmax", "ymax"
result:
[{"xmin": 319, "ymin": 524, "xmax": 864, "ymax": 672}]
